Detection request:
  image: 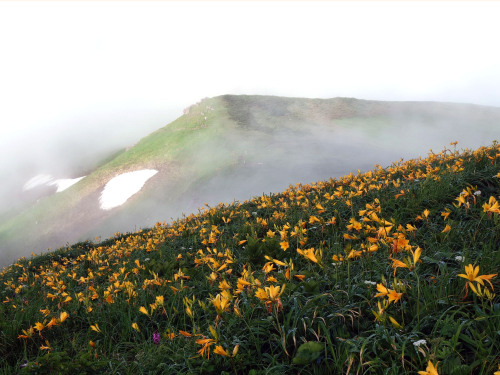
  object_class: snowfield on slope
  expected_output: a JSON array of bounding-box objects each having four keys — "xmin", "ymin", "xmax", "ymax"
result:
[
  {"xmin": 23, "ymin": 174, "xmax": 86, "ymax": 192},
  {"xmin": 99, "ymin": 169, "xmax": 158, "ymax": 210},
  {"xmin": 51, "ymin": 177, "xmax": 86, "ymax": 192}
]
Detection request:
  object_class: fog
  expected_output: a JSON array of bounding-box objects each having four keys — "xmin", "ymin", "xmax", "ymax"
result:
[
  {"xmin": 82, "ymin": 99, "xmax": 499, "ymax": 253},
  {"xmin": 0, "ymin": 104, "xmax": 178, "ymax": 197},
  {"xmin": 1, "ymin": 1, "xmax": 500, "ymax": 265},
  {"xmin": 1, "ymin": 96, "xmax": 499, "ymax": 266},
  {"xmin": 4, "ymin": 94, "xmax": 495, "ymax": 264}
]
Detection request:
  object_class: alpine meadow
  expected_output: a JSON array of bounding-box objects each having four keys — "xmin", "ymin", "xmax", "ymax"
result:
[
  {"xmin": 0, "ymin": 95, "xmax": 499, "ymax": 374},
  {"xmin": 1, "ymin": 95, "xmax": 499, "ymax": 265}
]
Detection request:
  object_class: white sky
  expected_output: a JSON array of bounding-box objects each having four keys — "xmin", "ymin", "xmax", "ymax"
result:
[{"xmin": 0, "ymin": 1, "xmax": 499, "ymax": 165}]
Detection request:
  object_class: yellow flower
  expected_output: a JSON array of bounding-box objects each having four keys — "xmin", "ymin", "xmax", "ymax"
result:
[
  {"xmin": 309, "ymin": 216, "xmax": 321, "ymax": 224},
  {"xmin": 454, "ymin": 195, "xmax": 466, "ymax": 207},
  {"xmin": 418, "ymin": 360, "xmax": 439, "ymax": 375},
  {"xmin": 236, "ymin": 277, "xmax": 251, "ymax": 291},
  {"xmin": 211, "ymin": 293, "xmax": 230, "ymax": 315},
  {"xmin": 46, "ymin": 317, "xmax": 59, "ymax": 329},
  {"xmin": 213, "ymin": 345, "xmax": 230, "ymax": 357},
  {"xmin": 207, "ymin": 272, "xmax": 218, "ymax": 283},
  {"xmin": 218, "ymin": 280, "xmax": 231, "ymax": 291},
  {"xmin": 483, "ymin": 196, "xmax": 500, "ymax": 214},
  {"xmin": 412, "ymin": 247, "xmax": 422, "ymax": 265},
  {"xmin": 255, "ymin": 285, "xmax": 285, "ymax": 312},
  {"xmin": 90, "ymin": 324, "xmax": 101, "ymax": 333},
  {"xmin": 255, "ymin": 288, "xmax": 268, "ymax": 301},
  {"xmin": 18, "ymin": 326, "xmax": 34, "ymax": 339},
  {"xmin": 374, "ymin": 284, "xmax": 389, "ymax": 298},
  {"xmin": 297, "ymin": 247, "xmax": 320, "ymax": 264},
  {"xmin": 326, "ymin": 216, "xmax": 337, "ymax": 225},
  {"xmin": 391, "ymin": 247, "xmax": 421, "ymax": 275},
  {"xmin": 280, "ymin": 241, "xmax": 290, "ymax": 251},
  {"xmin": 458, "ymin": 264, "xmax": 480, "ymax": 295},
  {"xmin": 332, "ymin": 254, "xmax": 344, "ymax": 262},
  {"xmin": 196, "ymin": 338, "xmax": 216, "ymax": 358},
  {"xmin": 395, "ymin": 190, "xmax": 405, "ymax": 199},
  {"xmin": 387, "ymin": 289, "xmax": 403, "ymax": 303},
  {"xmin": 63, "ymin": 296, "xmax": 72, "ymax": 303},
  {"xmin": 441, "ymin": 224, "xmax": 451, "ymax": 233},
  {"xmin": 391, "ymin": 258, "xmax": 408, "ymax": 275},
  {"xmin": 343, "ymin": 233, "xmax": 359, "ymax": 240},
  {"xmin": 34, "ymin": 321, "xmax": 45, "ymax": 332},
  {"xmin": 374, "ymin": 283, "xmax": 402, "ymax": 303},
  {"xmin": 469, "ymin": 282, "xmax": 493, "ymax": 299},
  {"xmin": 40, "ymin": 308, "xmax": 51, "ymax": 316},
  {"xmin": 406, "ymin": 223, "xmax": 417, "ymax": 232},
  {"xmin": 264, "ymin": 256, "xmax": 286, "ymax": 266},
  {"xmin": 441, "ymin": 209, "xmax": 451, "ymax": 220},
  {"xmin": 131, "ymin": 322, "xmax": 140, "ymax": 332},
  {"xmin": 59, "ymin": 311, "xmax": 69, "ymax": 323},
  {"xmin": 347, "ymin": 249, "xmax": 363, "ymax": 259},
  {"xmin": 155, "ymin": 295, "xmax": 164, "ymax": 305},
  {"xmin": 40, "ymin": 340, "xmax": 52, "ymax": 351},
  {"xmin": 262, "ymin": 262, "xmax": 275, "ymax": 274},
  {"xmin": 266, "ymin": 285, "xmax": 282, "ymax": 301},
  {"xmin": 458, "ymin": 264, "xmax": 497, "ymax": 289},
  {"xmin": 139, "ymin": 306, "xmax": 149, "ymax": 316},
  {"xmin": 346, "ymin": 218, "xmax": 363, "ymax": 232}
]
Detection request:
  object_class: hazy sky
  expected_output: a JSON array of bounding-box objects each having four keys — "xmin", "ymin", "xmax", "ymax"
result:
[{"xmin": 1, "ymin": 1, "xmax": 499, "ymax": 173}]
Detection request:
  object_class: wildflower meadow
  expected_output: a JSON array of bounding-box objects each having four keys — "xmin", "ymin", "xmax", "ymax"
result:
[{"xmin": 1, "ymin": 142, "xmax": 499, "ymax": 374}]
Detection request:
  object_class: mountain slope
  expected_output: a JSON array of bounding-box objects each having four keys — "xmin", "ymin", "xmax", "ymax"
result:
[
  {"xmin": 0, "ymin": 143, "xmax": 499, "ymax": 374},
  {"xmin": 0, "ymin": 95, "xmax": 499, "ymax": 265}
]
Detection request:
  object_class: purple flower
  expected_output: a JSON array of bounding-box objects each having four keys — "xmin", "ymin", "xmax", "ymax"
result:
[{"xmin": 153, "ymin": 331, "xmax": 161, "ymax": 345}]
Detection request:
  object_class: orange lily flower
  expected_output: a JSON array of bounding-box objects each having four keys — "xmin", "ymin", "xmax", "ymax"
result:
[
  {"xmin": 387, "ymin": 289, "xmax": 403, "ymax": 303},
  {"xmin": 213, "ymin": 345, "xmax": 229, "ymax": 356},
  {"xmin": 458, "ymin": 264, "xmax": 497, "ymax": 289},
  {"xmin": 418, "ymin": 360, "xmax": 439, "ymax": 375}
]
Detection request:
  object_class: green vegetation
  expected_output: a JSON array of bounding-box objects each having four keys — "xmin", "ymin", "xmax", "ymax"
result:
[
  {"xmin": 1, "ymin": 142, "xmax": 499, "ymax": 374},
  {"xmin": 2, "ymin": 95, "xmax": 500, "ymax": 266}
]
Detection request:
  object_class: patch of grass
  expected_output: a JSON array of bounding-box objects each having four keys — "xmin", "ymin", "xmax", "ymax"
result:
[{"xmin": 1, "ymin": 142, "xmax": 499, "ymax": 374}]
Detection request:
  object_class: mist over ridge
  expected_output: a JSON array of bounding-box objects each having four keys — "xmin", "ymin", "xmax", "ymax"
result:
[{"xmin": 0, "ymin": 94, "xmax": 499, "ymax": 266}]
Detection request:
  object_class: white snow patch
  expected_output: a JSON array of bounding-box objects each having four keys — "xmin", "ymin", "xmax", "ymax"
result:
[
  {"xmin": 49, "ymin": 177, "xmax": 86, "ymax": 192},
  {"xmin": 23, "ymin": 174, "xmax": 85, "ymax": 192},
  {"xmin": 99, "ymin": 169, "xmax": 158, "ymax": 210},
  {"xmin": 23, "ymin": 174, "xmax": 54, "ymax": 191}
]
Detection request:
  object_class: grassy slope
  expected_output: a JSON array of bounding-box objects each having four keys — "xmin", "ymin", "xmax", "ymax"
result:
[
  {"xmin": 1, "ymin": 95, "xmax": 499, "ymax": 265},
  {"xmin": 0, "ymin": 143, "xmax": 499, "ymax": 374},
  {"xmin": 0, "ymin": 97, "xmax": 231, "ymax": 261}
]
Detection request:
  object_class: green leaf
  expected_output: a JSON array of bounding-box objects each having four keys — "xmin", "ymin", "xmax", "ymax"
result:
[{"xmin": 292, "ymin": 341, "xmax": 324, "ymax": 365}]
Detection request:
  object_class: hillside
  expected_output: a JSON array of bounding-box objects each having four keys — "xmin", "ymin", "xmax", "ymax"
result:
[
  {"xmin": 1, "ymin": 95, "xmax": 499, "ymax": 265},
  {"xmin": 0, "ymin": 143, "xmax": 499, "ymax": 374}
]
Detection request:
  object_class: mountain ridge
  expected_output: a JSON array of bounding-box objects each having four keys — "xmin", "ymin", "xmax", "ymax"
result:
[{"xmin": 0, "ymin": 94, "xmax": 499, "ymax": 265}]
